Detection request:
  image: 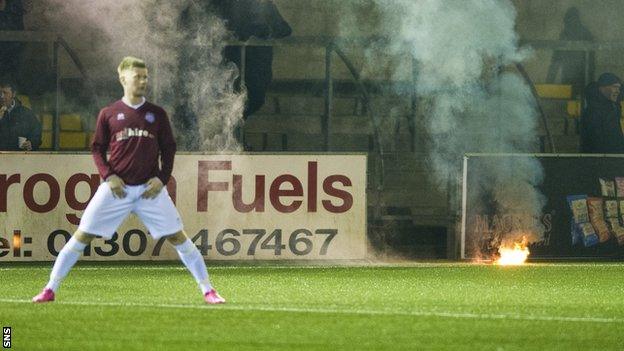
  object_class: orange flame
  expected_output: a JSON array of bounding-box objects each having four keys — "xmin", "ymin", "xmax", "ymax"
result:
[{"xmin": 495, "ymin": 237, "xmax": 529, "ymax": 266}]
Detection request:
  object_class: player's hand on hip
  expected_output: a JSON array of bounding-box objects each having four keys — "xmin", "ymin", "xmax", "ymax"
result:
[
  {"xmin": 141, "ymin": 177, "xmax": 164, "ymax": 199},
  {"xmin": 106, "ymin": 175, "xmax": 127, "ymax": 199},
  {"xmin": 21, "ymin": 140, "xmax": 32, "ymax": 151}
]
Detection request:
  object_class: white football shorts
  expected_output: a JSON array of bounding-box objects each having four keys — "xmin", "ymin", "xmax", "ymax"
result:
[{"xmin": 78, "ymin": 182, "xmax": 183, "ymax": 239}]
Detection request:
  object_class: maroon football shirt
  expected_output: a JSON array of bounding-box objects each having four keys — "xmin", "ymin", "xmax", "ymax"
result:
[{"xmin": 91, "ymin": 99, "xmax": 176, "ymax": 185}]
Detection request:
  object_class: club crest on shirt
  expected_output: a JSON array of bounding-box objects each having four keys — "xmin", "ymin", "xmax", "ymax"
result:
[
  {"xmin": 117, "ymin": 113, "xmax": 125, "ymax": 120},
  {"xmin": 145, "ymin": 112, "xmax": 155, "ymax": 123}
]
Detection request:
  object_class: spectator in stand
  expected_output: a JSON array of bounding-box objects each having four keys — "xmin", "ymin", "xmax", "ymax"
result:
[
  {"xmin": 172, "ymin": 1, "xmax": 292, "ymax": 150},
  {"xmin": 546, "ymin": 7, "xmax": 595, "ymax": 98},
  {"xmin": 213, "ymin": 0, "xmax": 292, "ymax": 150},
  {"xmin": 0, "ymin": 81, "xmax": 41, "ymax": 151},
  {"xmin": 580, "ymin": 73, "xmax": 624, "ymax": 154},
  {"xmin": 214, "ymin": 0, "xmax": 292, "ymax": 118}
]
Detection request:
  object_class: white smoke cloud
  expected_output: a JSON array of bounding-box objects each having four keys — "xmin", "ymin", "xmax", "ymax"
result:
[
  {"xmin": 364, "ymin": 0, "xmax": 546, "ymax": 247},
  {"xmin": 39, "ymin": 0, "xmax": 245, "ymax": 151}
]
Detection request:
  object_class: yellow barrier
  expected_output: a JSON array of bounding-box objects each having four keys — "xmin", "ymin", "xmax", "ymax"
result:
[
  {"xmin": 39, "ymin": 114, "xmax": 53, "ymax": 131},
  {"xmin": 17, "ymin": 95, "xmax": 31, "ymax": 109},
  {"xmin": 60, "ymin": 114, "xmax": 83, "ymax": 131},
  {"xmin": 41, "ymin": 132, "xmax": 52, "ymax": 149},
  {"xmin": 40, "ymin": 131, "xmax": 91, "ymax": 150},
  {"xmin": 59, "ymin": 132, "xmax": 87, "ymax": 150},
  {"xmin": 567, "ymin": 100, "xmax": 581, "ymax": 118},
  {"xmin": 535, "ymin": 84, "xmax": 572, "ymax": 99}
]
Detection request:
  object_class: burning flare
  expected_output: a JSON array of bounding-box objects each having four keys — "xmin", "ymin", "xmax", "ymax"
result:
[{"xmin": 495, "ymin": 237, "xmax": 529, "ymax": 265}]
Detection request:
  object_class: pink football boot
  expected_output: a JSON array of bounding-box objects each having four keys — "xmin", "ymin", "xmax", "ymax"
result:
[
  {"xmin": 204, "ymin": 289, "xmax": 225, "ymax": 304},
  {"xmin": 32, "ymin": 288, "xmax": 55, "ymax": 303}
]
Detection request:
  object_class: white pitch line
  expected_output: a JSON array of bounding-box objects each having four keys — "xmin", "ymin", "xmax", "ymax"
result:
[
  {"xmin": 0, "ymin": 298, "xmax": 620, "ymax": 324},
  {"xmin": 2, "ymin": 262, "xmax": 624, "ymax": 271},
  {"xmin": 0, "ymin": 264, "xmax": 457, "ymax": 271},
  {"xmin": 0, "ymin": 266, "xmax": 185, "ymax": 271}
]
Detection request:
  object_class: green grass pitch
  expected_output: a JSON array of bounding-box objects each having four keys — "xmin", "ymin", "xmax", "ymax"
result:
[{"xmin": 1, "ymin": 262, "xmax": 624, "ymax": 350}]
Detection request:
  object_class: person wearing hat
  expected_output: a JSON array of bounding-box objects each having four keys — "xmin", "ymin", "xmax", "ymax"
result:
[{"xmin": 580, "ymin": 73, "xmax": 624, "ymax": 153}]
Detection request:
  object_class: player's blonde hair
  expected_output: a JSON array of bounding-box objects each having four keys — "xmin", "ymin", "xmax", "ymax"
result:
[{"xmin": 117, "ymin": 56, "xmax": 147, "ymax": 75}]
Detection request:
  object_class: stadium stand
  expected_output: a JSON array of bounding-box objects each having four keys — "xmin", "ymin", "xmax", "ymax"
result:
[
  {"xmin": 37, "ymin": 112, "xmax": 92, "ymax": 150},
  {"xmin": 240, "ymin": 79, "xmax": 597, "ymax": 257},
  {"xmin": 1, "ymin": 29, "xmax": 599, "ymax": 258},
  {"xmin": 243, "ymin": 82, "xmax": 448, "ymax": 258}
]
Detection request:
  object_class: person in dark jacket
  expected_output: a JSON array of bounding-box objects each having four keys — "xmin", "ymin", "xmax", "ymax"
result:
[
  {"xmin": 579, "ymin": 73, "xmax": 624, "ymax": 154},
  {"xmin": 170, "ymin": 1, "xmax": 291, "ymax": 150},
  {"xmin": 0, "ymin": 81, "xmax": 41, "ymax": 151},
  {"xmin": 214, "ymin": 0, "xmax": 292, "ymax": 117},
  {"xmin": 213, "ymin": 0, "xmax": 292, "ymax": 150},
  {"xmin": 546, "ymin": 7, "xmax": 595, "ymax": 98}
]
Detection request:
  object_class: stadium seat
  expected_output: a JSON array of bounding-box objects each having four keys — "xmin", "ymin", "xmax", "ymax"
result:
[
  {"xmin": 535, "ymin": 84, "xmax": 572, "ymax": 99},
  {"xmin": 59, "ymin": 132, "xmax": 87, "ymax": 150},
  {"xmin": 17, "ymin": 95, "xmax": 31, "ymax": 109},
  {"xmin": 60, "ymin": 114, "xmax": 83, "ymax": 131},
  {"xmin": 39, "ymin": 113, "xmax": 53, "ymax": 131},
  {"xmin": 40, "ymin": 131, "xmax": 52, "ymax": 149},
  {"xmin": 567, "ymin": 100, "xmax": 581, "ymax": 118}
]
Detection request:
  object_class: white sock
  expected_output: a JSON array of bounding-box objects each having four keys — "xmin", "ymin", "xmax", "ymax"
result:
[
  {"xmin": 175, "ymin": 239, "xmax": 213, "ymax": 294},
  {"xmin": 45, "ymin": 237, "xmax": 87, "ymax": 292}
]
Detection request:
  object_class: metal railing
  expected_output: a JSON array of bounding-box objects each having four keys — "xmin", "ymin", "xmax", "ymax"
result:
[
  {"xmin": 231, "ymin": 37, "xmax": 608, "ymax": 184},
  {"xmin": 0, "ymin": 33, "xmax": 612, "ymax": 171},
  {"xmin": 231, "ymin": 36, "xmax": 386, "ymax": 152},
  {"xmin": 230, "ymin": 37, "xmax": 391, "ymax": 181}
]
